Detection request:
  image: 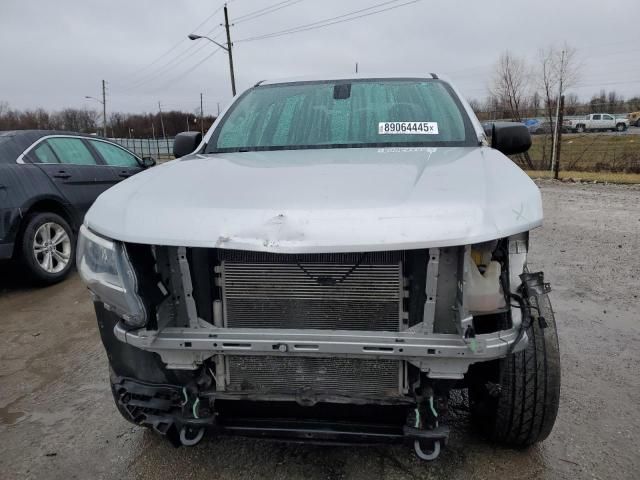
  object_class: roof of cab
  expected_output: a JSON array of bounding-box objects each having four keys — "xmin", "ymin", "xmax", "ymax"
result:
[{"xmin": 257, "ymin": 73, "xmax": 442, "ymax": 86}]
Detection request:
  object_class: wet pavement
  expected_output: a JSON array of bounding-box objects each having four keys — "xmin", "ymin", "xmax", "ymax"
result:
[{"xmin": 0, "ymin": 180, "xmax": 639, "ymax": 479}]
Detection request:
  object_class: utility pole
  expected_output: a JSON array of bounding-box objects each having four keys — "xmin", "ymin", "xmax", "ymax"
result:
[
  {"xmin": 158, "ymin": 101, "xmax": 166, "ymax": 140},
  {"xmin": 551, "ymin": 49, "xmax": 565, "ymax": 173},
  {"xmin": 217, "ymin": 102, "xmax": 220, "ymax": 116},
  {"xmin": 200, "ymin": 93, "xmax": 204, "ymax": 135},
  {"xmin": 554, "ymin": 95, "xmax": 565, "ymax": 180},
  {"xmin": 101, "ymin": 80, "xmax": 107, "ymax": 137},
  {"xmin": 223, "ymin": 4, "xmax": 237, "ymax": 96},
  {"xmin": 355, "ymin": 62, "xmax": 358, "ymax": 74}
]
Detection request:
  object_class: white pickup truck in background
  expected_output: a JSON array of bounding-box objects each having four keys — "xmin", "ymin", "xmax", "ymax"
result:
[{"xmin": 566, "ymin": 113, "xmax": 629, "ymax": 133}]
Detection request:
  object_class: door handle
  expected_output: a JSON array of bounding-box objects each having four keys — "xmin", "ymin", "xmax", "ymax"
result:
[{"xmin": 53, "ymin": 172, "xmax": 71, "ymax": 179}]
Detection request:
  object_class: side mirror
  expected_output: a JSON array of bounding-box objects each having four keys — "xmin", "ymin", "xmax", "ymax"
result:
[
  {"xmin": 173, "ymin": 131, "xmax": 202, "ymax": 158},
  {"xmin": 486, "ymin": 122, "xmax": 531, "ymax": 155},
  {"xmin": 141, "ymin": 156, "xmax": 156, "ymax": 168}
]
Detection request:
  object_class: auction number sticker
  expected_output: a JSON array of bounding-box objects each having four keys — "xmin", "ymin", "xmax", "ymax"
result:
[{"xmin": 378, "ymin": 122, "xmax": 438, "ymax": 135}]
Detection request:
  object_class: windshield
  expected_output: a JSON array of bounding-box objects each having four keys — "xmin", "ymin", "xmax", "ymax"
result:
[{"xmin": 205, "ymin": 79, "xmax": 476, "ymax": 153}]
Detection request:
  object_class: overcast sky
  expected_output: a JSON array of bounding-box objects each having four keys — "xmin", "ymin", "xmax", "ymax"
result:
[{"xmin": 1, "ymin": 0, "xmax": 638, "ymax": 115}]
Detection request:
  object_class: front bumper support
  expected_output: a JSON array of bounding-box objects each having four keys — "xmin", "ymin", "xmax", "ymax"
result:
[{"xmin": 114, "ymin": 322, "xmax": 526, "ymax": 379}]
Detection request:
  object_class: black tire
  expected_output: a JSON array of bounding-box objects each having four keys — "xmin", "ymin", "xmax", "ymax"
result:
[
  {"xmin": 17, "ymin": 212, "xmax": 75, "ymax": 285},
  {"xmin": 615, "ymin": 123, "xmax": 626, "ymax": 132},
  {"xmin": 470, "ymin": 293, "xmax": 561, "ymax": 447},
  {"xmin": 575, "ymin": 125, "xmax": 585, "ymax": 133},
  {"xmin": 636, "ymin": 119, "xmax": 640, "ymax": 128}
]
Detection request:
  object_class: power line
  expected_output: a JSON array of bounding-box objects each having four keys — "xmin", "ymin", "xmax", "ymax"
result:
[
  {"xmin": 116, "ymin": 31, "xmax": 224, "ymax": 92},
  {"xmin": 115, "ymin": 3, "xmax": 226, "ymax": 84},
  {"xmin": 234, "ymin": 0, "xmax": 305, "ymax": 24},
  {"xmin": 236, "ymin": 0, "xmax": 420, "ymax": 43},
  {"xmin": 576, "ymin": 79, "xmax": 640, "ymax": 88},
  {"xmin": 115, "ymin": 27, "xmax": 221, "ymax": 90},
  {"xmin": 235, "ymin": 0, "xmax": 291, "ymax": 20},
  {"xmin": 152, "ymin": 48, "xmax": 223, "ymax": 92}
]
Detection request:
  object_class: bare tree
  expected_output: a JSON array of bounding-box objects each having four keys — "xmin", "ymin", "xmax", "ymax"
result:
[
  {"xmin": 538, "ymin": 45, "xmax": 580, "ymax": 125},
  {"xmin": 565, "ymin": 93, "xmax": 580, "ymax": 115},
  {"xmin": 490, "ymin": 51, "xmax": 531, "ymax": 122},
  {"xmin": 490, "ymin": 51, "xmax": 535, "ymax": 168},
  {"xmin": 536, "ymin": 44, "xmax": 580, "ymax": 169},
  {"xmin": 530, "ymin": 91, "xmax": 541, "ymax": 116}
]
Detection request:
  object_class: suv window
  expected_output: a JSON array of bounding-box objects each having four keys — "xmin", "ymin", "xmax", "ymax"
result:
[
  {"xmin": 90, "ymin": 140, "xmax": 139, "ymax": 167},
  {"xmin": 603, "ymin": 114, "xmax": 613, "ymax": 120},
  {"xmin": 592, "ymin": 114, "xmax": 601, "ymax": 120},
  {"xmin": 47, "ymin": 138, "xmax": 97, "ymax": 165},
  {"xmin": 32, "ymin": 142, "xmax": 60, "ymax": 163}
]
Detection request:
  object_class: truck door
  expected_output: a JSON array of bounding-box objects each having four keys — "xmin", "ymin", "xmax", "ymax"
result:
[{"xmin": 602, "ymin": 114, "xmax": 614, "ymax": 130}]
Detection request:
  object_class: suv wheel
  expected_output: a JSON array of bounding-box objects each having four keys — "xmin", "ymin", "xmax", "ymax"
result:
[
  {"xmin": 18, "ymin": 212, "xmax": 74, "ymax": 284},
  {"xmin": 469, "ymin": 293, "xmax": 561, "ymax": 447},
  {"xmin": 575, "ymin": 125, "xmax": 585, "ymax": 133},
  {"xmin": 616, "ymin": 123, "xmax": 626, "ymax": 132}
]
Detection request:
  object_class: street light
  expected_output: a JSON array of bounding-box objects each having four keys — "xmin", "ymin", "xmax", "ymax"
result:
[
  {"xmin": 188, "ymin": 4, "xmax": 236, "ymax": 96},
  {"xmin": 188, "ymin": 33, "xmax": 236, "ymax": 96},
  {"xmin": 84, "ymin": 95, "xmax": 107, "ymax": 137},
  {"xmin": 187, "ymin": 34, "xmax": 227, "ymax": 51}
]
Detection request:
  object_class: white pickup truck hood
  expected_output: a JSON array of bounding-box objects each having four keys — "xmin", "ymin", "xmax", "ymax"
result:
[{"xmin": 85, "ymin": 147, "xmax": 542, "ymax": 253}]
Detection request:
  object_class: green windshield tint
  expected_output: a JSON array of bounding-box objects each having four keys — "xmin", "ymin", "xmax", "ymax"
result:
[{"xmin": 209, "ymin": 80, "xmax": 473, "ymax": 152}]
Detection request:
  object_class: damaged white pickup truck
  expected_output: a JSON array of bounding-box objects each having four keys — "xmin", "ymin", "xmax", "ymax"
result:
[{"xmin": 78, "ymin": 75, "xmax": 560, "ymax": 460}]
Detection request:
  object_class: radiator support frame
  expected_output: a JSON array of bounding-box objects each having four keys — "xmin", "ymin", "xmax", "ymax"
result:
[{"xmin": 114, "ymin": 321, "xmax": 525, "ymax": 379}]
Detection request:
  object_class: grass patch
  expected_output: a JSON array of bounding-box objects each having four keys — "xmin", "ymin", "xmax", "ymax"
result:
[
  {"xmin": 526, "ymin": 170, "xmax": 640, "ymax": 184},
  {"xmin": 523, "ymin": 133, "xmax": 640, "ymax": 173}
]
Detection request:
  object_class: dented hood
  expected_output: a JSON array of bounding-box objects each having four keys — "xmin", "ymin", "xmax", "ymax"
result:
[{"xmin": 85, "ymin": 147, "xmax": 542, "ymax": 252}]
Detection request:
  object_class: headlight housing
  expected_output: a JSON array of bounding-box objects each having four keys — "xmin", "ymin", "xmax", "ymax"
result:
[{"xmin": 77, "ymin": 225, "xmax": 147, "ymax": 327}]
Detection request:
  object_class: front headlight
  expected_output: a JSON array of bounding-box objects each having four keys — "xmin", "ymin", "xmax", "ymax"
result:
[{"xmin": 77, "ymin": 225, "xmax": 147, "ymax": 327}]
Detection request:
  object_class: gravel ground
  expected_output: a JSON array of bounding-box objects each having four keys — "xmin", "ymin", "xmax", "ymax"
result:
[{"xmin": 0, "ymin": 180, "xmax": 638, "ymax": 480}]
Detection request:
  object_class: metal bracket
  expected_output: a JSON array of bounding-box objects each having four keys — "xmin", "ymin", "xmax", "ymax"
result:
[
  {"xmin": 177, "ymin": 247, "xmax": 201, "ymax": 329},
  {"xmin": 508, "ymin": 234, "xmax": 529, "ymax": 330},
  {"xmin": 455, "ymin": 245, "xmax": 472, "ymax": 336},
  {"xmin": 520, "ymin": 271, "xmax": 552, "ymax": 297},
  {"xmin": 423, "ymin": 248, "xmax": 439, "ymax": 334}
]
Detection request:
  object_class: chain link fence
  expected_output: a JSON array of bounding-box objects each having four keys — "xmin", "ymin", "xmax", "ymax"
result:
[{"xmin": 109, "ymin": 138, "xmax": 175, "ymax": 163}]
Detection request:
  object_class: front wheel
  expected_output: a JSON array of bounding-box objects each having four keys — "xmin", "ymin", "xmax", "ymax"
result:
[
  {"xmin": 18, "ymin": 212, "xmax": 74, "ymax": 285},
  {"xmin": 470, "ymin": 293, "xmax": 561, "ymax": 447}
]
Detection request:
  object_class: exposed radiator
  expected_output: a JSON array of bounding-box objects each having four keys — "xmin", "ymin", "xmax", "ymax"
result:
[
  {"xmin": 218, "ymin": 250, "xmax": 405, "ymax": 332},
  {"xmin": 216, "ymin": 250, "xmax": 406, "ymax": 399}
]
